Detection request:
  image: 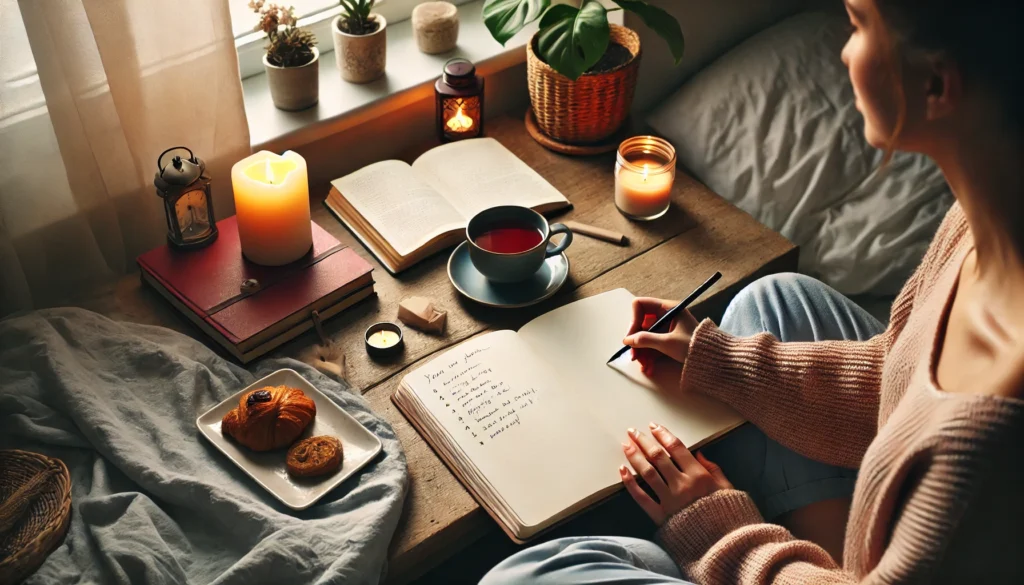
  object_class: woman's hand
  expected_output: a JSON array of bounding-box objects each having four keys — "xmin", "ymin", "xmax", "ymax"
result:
[
  {"xmin": 619, "ymin": 423, "xmax": 732, "ymax": 526},
  {"xmin": 624, "ymin": 298, "xmax": 700, "ymax": 373}
]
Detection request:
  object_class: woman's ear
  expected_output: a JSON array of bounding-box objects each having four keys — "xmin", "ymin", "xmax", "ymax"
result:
[{"xmin": 925, "ymin": 55, "xmax": 962, "ymax": 121}]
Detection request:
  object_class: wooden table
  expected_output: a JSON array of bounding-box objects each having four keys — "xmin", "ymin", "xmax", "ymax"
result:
[{"xmin": 76, "ymin": 115, "xmax": 797, "ymax": 583}]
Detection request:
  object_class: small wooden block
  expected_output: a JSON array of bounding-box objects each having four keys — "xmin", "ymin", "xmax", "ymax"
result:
[{"xmin": 397, "ymin": 296, "xmax": 447, "ymax": 334}]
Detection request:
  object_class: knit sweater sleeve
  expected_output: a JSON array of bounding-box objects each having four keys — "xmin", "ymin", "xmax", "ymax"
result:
[
  {"xmin": 679, "ymin": 204, "xmax": 968, "ymax": 468},
  {"xmin": 655, "ymin": 490, "xmax": 857, "ymax": 584}
]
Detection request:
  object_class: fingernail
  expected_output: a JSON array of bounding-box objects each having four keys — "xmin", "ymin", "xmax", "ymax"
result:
[
  {"xmin": 618, "ymin": 464, "xmax": 628, "ymax": 475},
  {"xmin": 622, "ymin": 441, "xmax": 635, "ymax": 454},
  {"xmin": 627, "ymin": 427, "xmax": 637, "ymax": 437},
  {"xmin": 649, "ymin": 422, "xmax": 660, "ymax": 431}
]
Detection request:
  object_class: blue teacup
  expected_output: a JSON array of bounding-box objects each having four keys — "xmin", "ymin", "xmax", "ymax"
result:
[{"xmin": 466, "ymin": 206, "xmax": 573, "ymax": 283}]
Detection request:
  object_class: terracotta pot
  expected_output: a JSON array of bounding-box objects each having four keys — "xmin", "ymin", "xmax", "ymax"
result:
[
  {"xmin": 332, "ymin": 14, "xmax": 387, "ymax": 83},
  {"xmin": 263, "ymin": 47, "xmax": 319, "ymax": 111}
]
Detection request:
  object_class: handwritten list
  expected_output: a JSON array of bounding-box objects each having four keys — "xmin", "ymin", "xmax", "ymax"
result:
[{"xmin": 412, "ymin": 334, "xmax": 545, "ymax": 448}]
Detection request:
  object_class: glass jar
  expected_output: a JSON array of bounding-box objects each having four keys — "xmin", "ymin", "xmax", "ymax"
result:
[{"xmin": 614, "ymin": 136, "xmax": 676, "ymax": 221}]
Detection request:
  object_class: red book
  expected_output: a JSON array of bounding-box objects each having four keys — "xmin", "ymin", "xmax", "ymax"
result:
[{"xmin": 137, "ymin": 216, "xmax": 374, "ymax": 362}]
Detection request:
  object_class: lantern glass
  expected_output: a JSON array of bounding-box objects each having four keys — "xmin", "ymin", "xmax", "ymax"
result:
[{"xmin": 435, "ymin": 58, "xmax": 484, "ymax": 142}]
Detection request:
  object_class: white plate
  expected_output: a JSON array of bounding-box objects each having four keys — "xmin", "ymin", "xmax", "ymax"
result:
[{"xmin": 196, "ymin": 369, "xmax": 383, "ymax": 510}]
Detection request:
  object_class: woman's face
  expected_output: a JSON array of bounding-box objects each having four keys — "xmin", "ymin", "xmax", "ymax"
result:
[{"xmin": 841, "ymin": 0, "xmax": 903, "ymax": 150}]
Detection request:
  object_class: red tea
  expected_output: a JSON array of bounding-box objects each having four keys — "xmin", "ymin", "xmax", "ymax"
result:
[{"xmin": 474, "ymin": 223, "xmax": 544, "ymax": 254}]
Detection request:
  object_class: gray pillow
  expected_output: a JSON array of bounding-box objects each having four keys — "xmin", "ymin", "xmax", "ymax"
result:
[{"xmin": 647, "ymin": 11, "xmax": 953, "ymax": 296}]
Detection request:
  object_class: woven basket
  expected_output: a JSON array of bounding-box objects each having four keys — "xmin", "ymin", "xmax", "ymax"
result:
[
  {"xmin": 527, "ymin": 24, "xmax": 641, "ymax": 145},
  {"xmin": 0, "ymin": 450, "xmax": 72, "ymax": 585}
]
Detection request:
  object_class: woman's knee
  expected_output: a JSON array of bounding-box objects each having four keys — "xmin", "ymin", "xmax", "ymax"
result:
[
  {"xmin": 479, "ymin": 537, "xmax": 683, "ymax": 584},
  {"xmin": 720, "ymin": 272, "xmax": 819, "ymax": 338}
]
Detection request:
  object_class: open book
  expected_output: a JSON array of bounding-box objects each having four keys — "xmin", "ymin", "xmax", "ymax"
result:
[
  {"xmin": 393, "ymin": 289, "xmax": 744, "ymax": 542},
  {"xmin": 325, "ymin": 138, "xmax": 571, "ymax": 274}
]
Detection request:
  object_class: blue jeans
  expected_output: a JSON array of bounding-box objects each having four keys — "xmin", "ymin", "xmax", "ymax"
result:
[{"xmin": 480, "ymin": 273, "xmax": 886, "ymax": 584}]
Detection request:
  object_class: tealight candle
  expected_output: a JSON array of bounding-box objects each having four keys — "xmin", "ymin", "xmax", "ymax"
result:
[
  {"xmin": 365, "ymin": 322, "xmax": 404, "ymax": 357},
  {"xmin": 614, "ymin": 136, "xmax": 676, "ymax": 221},
  {"xmin": 231, "ymin": 150, "xmax": 313, "ymax": 266}
]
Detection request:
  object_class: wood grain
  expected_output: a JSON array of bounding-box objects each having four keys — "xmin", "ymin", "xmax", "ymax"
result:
[{"xmin": 70, "ymin": 115, "xmax": 797, "ymax": 585}]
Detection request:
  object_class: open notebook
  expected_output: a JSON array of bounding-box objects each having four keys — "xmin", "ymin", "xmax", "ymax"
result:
[
  {"xmin": 393, "ymin": 289, "xmax": 744, "ymax": 542},
  {"xmin": 325, "ymin": 138, "xmax": 571, "ymax": 274}
]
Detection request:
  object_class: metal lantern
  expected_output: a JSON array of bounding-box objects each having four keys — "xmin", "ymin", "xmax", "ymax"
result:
[
  {"xmin": 154, "ymin": 146, "xmax": 218, "ymax": 249},
  {"xmin": 435, "ymin": 58, "xmax": 484, "ymax": 142}
]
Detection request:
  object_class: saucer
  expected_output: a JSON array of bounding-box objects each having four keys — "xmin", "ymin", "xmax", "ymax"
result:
[{"xmin": 447, "ymin": 241, "xmax": 570, "ymax": 308}]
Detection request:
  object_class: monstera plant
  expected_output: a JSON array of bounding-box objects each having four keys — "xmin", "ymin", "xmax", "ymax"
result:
[{"xmin": 483, "ymin": 0, "xmax": 683, "ymax": 80}]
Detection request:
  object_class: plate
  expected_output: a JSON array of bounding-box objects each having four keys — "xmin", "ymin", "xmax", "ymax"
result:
[
  {"xmin": 196, "ymin": 369, "xmax": 382, "ymax": 510},
  {"xmin": 447, "ymin": 241, "xmax": 570, "ymax": 308}
]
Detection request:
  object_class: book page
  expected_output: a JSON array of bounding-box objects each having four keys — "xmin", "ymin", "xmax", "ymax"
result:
[
  {"xmin": 411, "ymin": 138, "xmax": 570, "ymax": 220},
  {"xmin": 403, "ymin": 330, "xmax": 620, "ymax": 530},
  {"xmin": 518, "ymin": 290, "xmax": 744, "ymax": 450},
  {"xmin": 330, "ymin": 160, "xmax": 465, "ymax": 257}
]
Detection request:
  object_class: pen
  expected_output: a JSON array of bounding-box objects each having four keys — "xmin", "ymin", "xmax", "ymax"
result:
[{"xmin": 607, "ymin": 272, "xmax": 723, "ymax": 364}]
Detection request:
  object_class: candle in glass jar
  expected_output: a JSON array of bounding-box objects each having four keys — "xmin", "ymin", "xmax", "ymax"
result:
[
  {"xmin": 614, "ymin": 137, "xmax": 676, "ymax": 221},
  {"xmin": 231, "ymin": 150, "xmax": 312, "ymax": 266}
]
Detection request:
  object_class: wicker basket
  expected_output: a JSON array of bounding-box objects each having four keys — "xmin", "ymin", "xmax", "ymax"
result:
[
  {"xmin": 0, "ymin": 450, "xmax": 72, "ymax": 585},
  {"xmin": 527, "ymin": 24, "xmax": 641, "ymax": 145}
]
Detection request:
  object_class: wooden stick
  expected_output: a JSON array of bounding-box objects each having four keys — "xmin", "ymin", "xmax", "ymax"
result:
[{"xmin": 563, "ymin": 221, "xmax": 628, "ymax": 246}]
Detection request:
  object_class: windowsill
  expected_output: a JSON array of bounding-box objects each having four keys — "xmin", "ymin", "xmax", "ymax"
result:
[
  {"xmin": 242, "ymin": 0, "xmax": 625, "ymax": 152},
  {"xmin": 242, "ymin": 0, "xmax": 533, "ymax": 152}
]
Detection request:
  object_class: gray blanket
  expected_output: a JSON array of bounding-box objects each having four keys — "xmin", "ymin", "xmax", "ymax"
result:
[{"xmin": 0, "ymin": 308, "xmax": 407, "ymax": 585}]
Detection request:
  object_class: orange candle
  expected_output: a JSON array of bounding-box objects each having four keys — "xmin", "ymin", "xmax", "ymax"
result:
[
  {"xmin": 231, "ymin": 150, "xmax": 312, "ymax": 266},
  {"xmin": 614, "ymin": 137, "xmax": 676, "ymax": 221}
]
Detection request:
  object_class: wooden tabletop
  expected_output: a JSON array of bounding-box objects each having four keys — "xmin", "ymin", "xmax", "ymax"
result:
[{"xmin": 75, "ymin": 115, "xmax": 797, "ymax": 583}]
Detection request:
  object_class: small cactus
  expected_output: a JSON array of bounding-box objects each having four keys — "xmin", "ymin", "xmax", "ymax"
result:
[{"xmin": 337, "ymin": 0, "xmax": 379, "ymax": 36}]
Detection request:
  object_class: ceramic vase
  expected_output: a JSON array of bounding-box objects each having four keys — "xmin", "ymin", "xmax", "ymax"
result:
[
  {"xmin": 332, "ymin": 14, "xmax": 387, "ymax": 83},
  {"xmin": 263, "ymin": 47, "xmax": 320, "ymax": 111}
]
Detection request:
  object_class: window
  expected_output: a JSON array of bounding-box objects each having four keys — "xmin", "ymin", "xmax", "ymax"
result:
[
  {"xmin": 230, "ymin": 0, "xmax": 471, "ymax": 79},
  {"xmin": 1, "ymin": 0, "xmax": 45, "ymax": 126}
]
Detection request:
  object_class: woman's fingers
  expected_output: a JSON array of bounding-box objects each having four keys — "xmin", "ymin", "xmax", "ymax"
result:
[
  {"xmin": 627, "ymin": 298, "xmax": 677, "ymax": 335},
  {"xmin": 622, "ymin": 434, "xmax": 670, "ymax": 499},
  {"xmin": 650, "ymin": 423, "xmax": 704, "ymax": 476},
  {"xmin": 619, "ymin": 465, "xmax": 665, "ymax": 524},
  {"xmin": 627, "ymin": 428, "xmax": 684, "ymax": 488},
  {"xmin": 696, "ymin": 452, "xmax": 734, "ymax": 490}
]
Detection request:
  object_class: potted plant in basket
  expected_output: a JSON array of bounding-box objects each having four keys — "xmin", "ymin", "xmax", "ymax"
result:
[
  {"xmin": 251, "ymin": 1, "xmax": 319, "ymax": 111},
  {"xmin": 483, "ymin": 0, "xmax": 683, "ymax": 145},
  {"xmin": 332, "ymin": 0, "xmax": 387, "ymax": 83}
]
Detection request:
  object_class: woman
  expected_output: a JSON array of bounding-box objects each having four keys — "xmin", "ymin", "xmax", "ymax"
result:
[{"xmin": 482, "ymin": 0, "xmax": 1024, "ymax": 582}]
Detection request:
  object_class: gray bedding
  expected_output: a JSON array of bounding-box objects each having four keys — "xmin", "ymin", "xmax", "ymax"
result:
[{"xmin": 0, "ymin": 308, "xmax": 407, "ymax": 585}]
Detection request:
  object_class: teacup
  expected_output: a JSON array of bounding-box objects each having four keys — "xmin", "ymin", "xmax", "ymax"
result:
[{"xmin": 466, "ymin": 206, "xmax": 573, "ymax": 283}]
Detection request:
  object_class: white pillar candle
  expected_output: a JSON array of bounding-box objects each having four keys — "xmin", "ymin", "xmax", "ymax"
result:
[{"xmin": 231, "ymin": 150, "xmax": 313, "ymax": 266}]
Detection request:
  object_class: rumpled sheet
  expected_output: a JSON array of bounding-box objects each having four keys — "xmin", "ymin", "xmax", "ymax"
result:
[{"xmin": 0, "ymin": 308, "xmax": 407, "ymax": 585}]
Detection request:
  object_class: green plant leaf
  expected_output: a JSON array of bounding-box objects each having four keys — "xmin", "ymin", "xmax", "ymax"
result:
[
  {"xmin": 483, "ymin": 0, "xmax": 550, "ymax": 45},
  {"xmin": 535, "ymin": 1, "xmax": 609, "ymax": 80},
  {"xmin": 611, "ymin": 0, "xmax": 684, "ymax": 63}
]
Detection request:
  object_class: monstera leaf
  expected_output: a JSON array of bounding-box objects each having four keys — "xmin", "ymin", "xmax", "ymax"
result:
[
  {"xmin": 535, "ymin": 1, "xmax": 609, "ymax": 80},
  {"xmin": 611, "ymin": 0, "xmax": 684, "ymax": 63},
  {"xmin": 483, "ymin": 0, "xmax": 550, "ymax": 45}
]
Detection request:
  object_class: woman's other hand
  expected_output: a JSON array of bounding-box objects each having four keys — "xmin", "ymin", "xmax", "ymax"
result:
[
  {"xmin": 624, "ymin": 298, "xmax": 699, "ymax": 373},
  {"xmin": 619, "ymin": 423, "xmax": 732, "ymax": 525}
]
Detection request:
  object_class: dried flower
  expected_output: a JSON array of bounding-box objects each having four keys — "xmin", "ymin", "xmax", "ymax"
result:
[{"xmin": 250, "ymin": 2, "xmax": 317, "ymax": 67}]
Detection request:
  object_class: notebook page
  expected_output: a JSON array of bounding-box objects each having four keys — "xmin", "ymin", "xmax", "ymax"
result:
[
  {"xmin": 517, "ymin": 289, "xmax": 744, "ymax": 449},
  {"xmin": 411, "ymin": 138, "xmax": 569, "ymax": 220},
  {"xmin": 403, "ymin": 330, "xmax": 619, "ymax": 530},
  {"xmin": 330, "ymin": 160, "xmax": 465, "ymax": 257}
]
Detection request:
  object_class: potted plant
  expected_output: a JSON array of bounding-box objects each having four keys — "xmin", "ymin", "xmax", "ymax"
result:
[
  {"xmin": 483, "ymin": 0, "xmax": 683, "ymax": 144},
  {"xmin": 332, "ymin": 0, "xmax": 387, "ymax": 83},
  {"xmin": 251, "ymin": 1, "xmax": 319, "ymax": 111}
]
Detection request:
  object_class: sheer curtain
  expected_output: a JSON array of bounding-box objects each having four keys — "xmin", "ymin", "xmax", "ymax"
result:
[{"xmin": 0, "ymin": 0, "xmax": 249, "ymax": 316}]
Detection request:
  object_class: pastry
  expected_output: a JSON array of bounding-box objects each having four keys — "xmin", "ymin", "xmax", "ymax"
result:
[
  {"xmin": 221, "ymin": 385, "xmax": 316, "ymax": 451},
  {"xmin": 286, "ymin": 436, "xmax": 343, "ymax": 478}
]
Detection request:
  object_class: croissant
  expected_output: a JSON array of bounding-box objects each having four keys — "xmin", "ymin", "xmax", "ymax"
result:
[{"xmin": 221, "ymin": 385, "xmax": 316, "ymax": 451}]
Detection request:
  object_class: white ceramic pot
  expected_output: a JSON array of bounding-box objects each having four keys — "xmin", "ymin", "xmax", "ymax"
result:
[
  {"xmin": 263, "ymin": 46, "xmax": 319, "ymax": 111},
  {"xmin": 332, "ymin": 14, "xmax": 387, "ymax": 83},
  {"xmin": 412, "ymin": 1, "xmax": 459, "ymax": 54}
]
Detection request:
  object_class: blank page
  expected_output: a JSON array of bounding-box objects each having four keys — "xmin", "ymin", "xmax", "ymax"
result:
[{"xmin": 518, "ymin": 290, "xmax": 744, "ymax": 450}]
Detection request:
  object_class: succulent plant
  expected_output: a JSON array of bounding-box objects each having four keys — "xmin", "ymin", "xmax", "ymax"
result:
[
  {"xmin": 337, "ymin": 0, "xmax": 380, "ymax": 36},
  {"xmin": 250, "ymin": 1, "xmax": 317, "ymax": 67}
]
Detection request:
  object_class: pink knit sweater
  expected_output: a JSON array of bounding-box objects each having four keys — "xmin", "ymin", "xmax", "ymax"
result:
[{"xmin": 657, "ymin": 203, "xmax": 1024, "ymax": 583}]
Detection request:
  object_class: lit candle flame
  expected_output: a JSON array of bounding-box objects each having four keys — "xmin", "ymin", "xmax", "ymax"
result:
[
  {"xmin": 642, "ymin": 163, "xmax": 649, "ymax": 183},
  {"xmin": 446, "ymin": 105, "xmax": 474, "ymax": 132},
  {"xmin": 265, "ymin": 159, "xmax": 274, "ymax": 185}
]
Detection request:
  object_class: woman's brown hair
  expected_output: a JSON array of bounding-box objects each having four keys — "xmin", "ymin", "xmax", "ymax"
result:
[{"xmin": 868, "ymin": 0, "xmax": 1024, "ymax": 156}]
